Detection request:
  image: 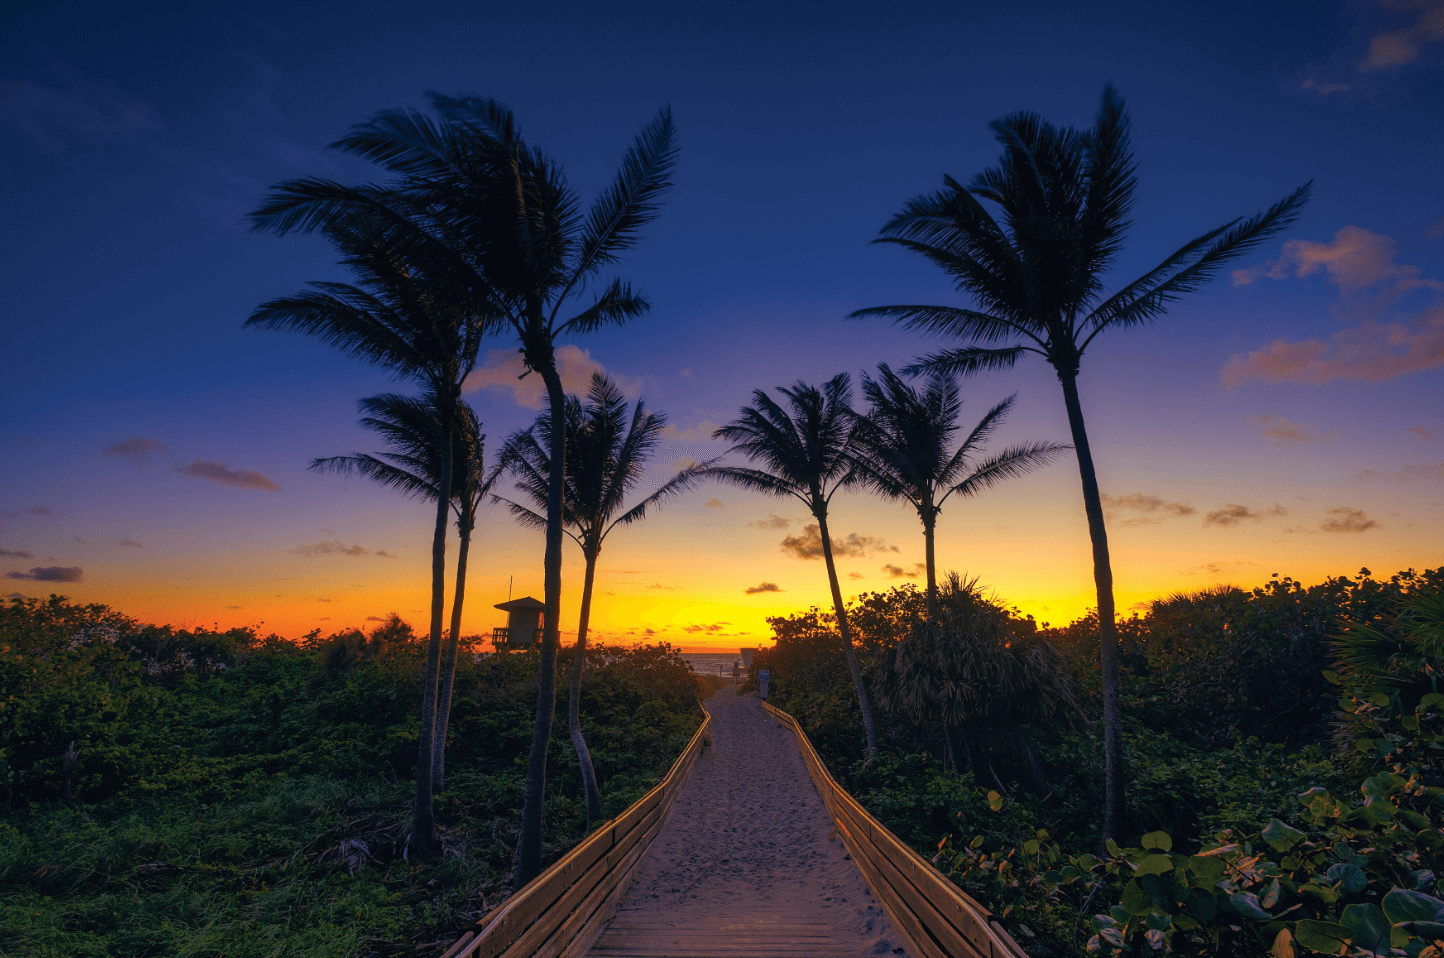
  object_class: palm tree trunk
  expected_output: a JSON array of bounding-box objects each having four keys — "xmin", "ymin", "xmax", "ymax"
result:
[
  {"xmin": 815, "ymin": 509, "xmax": 879, "ymax": 756},
  {"xmin": 516, "ymin": 358, "xmax": 567, "ymax": 885},
  {"xmin": 570, "ymin": 551, "xmax": 604, "ymax": 826},
  {"xmin": 433, "ymin": 516, "xmax": 472, "ymax": 794},
  {"xmin": 923, "ymin": 516, "xmax": 938, "ymax": 621},
  {"xmin": 412, "ymin": 393, "xmax": 454, "ymax": 860},
  {"xmin": 1056, "ymin": 370, "xmax": 1125, "ymax": 843}
]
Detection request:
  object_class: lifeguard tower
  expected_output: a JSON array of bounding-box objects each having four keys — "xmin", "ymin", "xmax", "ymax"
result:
[{"xmin": 493, "ymin": 596, "xmax": 545, "ymax": 650}]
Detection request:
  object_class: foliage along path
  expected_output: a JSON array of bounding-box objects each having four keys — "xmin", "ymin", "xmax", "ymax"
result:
[{"xmin": 588, "ymin": 688, "xmax": 908, "ymax": 958}]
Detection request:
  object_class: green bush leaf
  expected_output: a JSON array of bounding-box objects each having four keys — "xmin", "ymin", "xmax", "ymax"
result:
[
  {"xmin": 1262, "ymin": 819, "xmax": 1306, "ymax": 852},
  {"xmin": 1341, "ymin": 903, "xmax": 1391, "ymax": 953},
  {"xmin": 1122, "ymin": 878, "xmax": 1153, "ymax": 916},
  {"xmin": 1185, "ymin": 888, "xmax": 1218, "ymax": 922},
  {"xmin": 1293, "ymin": 919, "xmax": 1350, "ymax": 953},
  {"xmin": 1135, "ymin": 854, "xmax": 1173, "ymax": 876},
  {"xmin": 1271, "ymin": 927, "xmax": 1296, "ymax": 958},
  {"xmin": 1326, "ymin": 862, "xmax": 1367, "ymax": 894},
  {"xmin": 1141, "ymin": 830, "xmax": 1173, "ymax": 851},
  {"xmin": 1228, "ymin": 891, "xmax": 1273, "ymax": 921},
  {"xmin": 1383, "ymin": 890, "xmax": 1444, "ymax": 925},
  {"xmin": 1188, "ymin": 855, "xmax": 1226, "ymax": 884},
  {"xmin": 1262, "ymin": 877, "xmax": 1283, "ymax": 909}
]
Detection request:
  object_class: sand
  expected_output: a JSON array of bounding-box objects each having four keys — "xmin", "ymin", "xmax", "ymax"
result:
[{"xmin": 587, "ymin": 688, "xmax": 911, "ymax": 958}]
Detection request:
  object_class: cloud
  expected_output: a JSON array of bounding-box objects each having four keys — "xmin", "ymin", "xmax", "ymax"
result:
[
  {"xmin": 683, "ymin": 622, "xmax": 730, "ymax": 633},
  {"xmin": 745, "ymin": 582, "xmax": 783, "ymax": 594},
  {"xmin": 0, "ymin": 549, "xmax": 32, "ymax": 558},
  {"xmin": 779, "ymin": 524, "xmax": 897, "ymax": 560},
  {"xmin": 643, "ymin": 628, "xmax": 657, "ymax": 635},
  {"xmin": 4, "ymin": 592, "xmax": 28, "ymax": 599},
  {"xmin": 317, "ymin": 598, "xmax": 332, "ymax": 603},
  {"xmin": 881, "ymin": 563, "xmax": 927, "ymax": 579},
  {"xmin": 1187, "ymin": 560, "xmax": 1258, "ymax": 577},
  {"xmin": 116, "ymin": 538, "xmax": 143, "ymax": 548},
  {"xmin": 1203, "ymin": 503, "xmax": 1288, "ymax": 528},
  {"xmin": 704, "ymin": 498, "xmax": 724, "ymax": 510},
  {"xmin": 375, "ymin": 549, "xmax": 397, "ymax": 558},
  {"xmin": 661, "ymin": 421, "xmax": 718, "ymax": 441},
  {"xmin": 177, "ymin": 459, "xmax": 281, "ymax": 491},
  {"xmin": 749, "ymin": 514, "xmax": 791, "ymax": 529},
  {"xmin": 1321, "ymin": 507, "xmax": 1379, "ymax": 533},
  {"xmin": 1300, "ymin": 78, "xmax": 1353, "ymax": 94},
  {"xmin": 1226, "ymin": 228, "xmax": 1444, "ymax": 387},
  {"xmin": 848, "ymin": 571, "xmax": 865, "ymax": 580},
  {"xmin": 5, "ymin": 566, "xmax": 82, "ymax": 582},
  {"xmin": 463, "ymin": 345, "xmax": 641, "ymax": 409},
  {"xmin": 1359, "ymin": 2, "xmax": 1444, "ymax": 71},
  {"xmin": 293, "ymin": 540, "xmax": 370, "ymax": 557},
  {"xmin": 0, "ymin": 78, "xmax": 161, "ymax": 152},
  {"xmin": 1409, "ymin": 426, "xmax": 1436, "ymax": 440},
  {"xmin": 1101, "ymin": 492, "xmax": 1196, "ymax": 525},
  {"xmin": 1359, "ymin": 462, "xmax": 1444, "ymax": 482},
  {"xmin": 365, "ymin": 616, "xmax": 386, "ymax": 622},
  {"xmin": 103, "ymin": 437, "xmax": 169, "ymax": 464},
  {"xmin": 1249, "ymin": 415, "xmax": 1335, "ymax": 446},
  {"xmin": 648, "ymin": 583, "xmax": 682, "ymax": 590}
]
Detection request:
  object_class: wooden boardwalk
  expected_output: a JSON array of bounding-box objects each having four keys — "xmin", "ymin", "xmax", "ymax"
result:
[{"xmin": 585, "ymin": 690, "xmax": 907, "ymax": 958}]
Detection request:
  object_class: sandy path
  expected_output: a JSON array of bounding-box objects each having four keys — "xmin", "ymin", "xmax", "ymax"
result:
[{"xmin": 587, "ymin": 689, "xmax": 909, "ymax": 957}]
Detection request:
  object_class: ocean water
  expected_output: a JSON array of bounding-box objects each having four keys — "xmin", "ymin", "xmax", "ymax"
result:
[{"xmin": 681, "ymin": 651, "xmax": 749, "ymax": 676}]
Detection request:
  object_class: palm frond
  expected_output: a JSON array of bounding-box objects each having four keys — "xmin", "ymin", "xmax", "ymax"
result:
[
  {"xmin": 571, "ymin": 107, "xmax": 677, "ymax": 283},
  {"xmin": 946, "ymin": 441, "xmax": 1072, "ymax": 501},
  {"xmin": 900, "ymin": 346, "xmax": 1031, "ymax": 378}
]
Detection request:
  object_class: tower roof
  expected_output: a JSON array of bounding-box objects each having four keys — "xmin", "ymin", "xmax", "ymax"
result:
[{"xmin": 494, "ymin": 595, "xmax": 545, "ymax": 612}]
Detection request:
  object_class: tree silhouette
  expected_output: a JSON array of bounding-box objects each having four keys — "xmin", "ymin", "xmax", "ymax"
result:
[
  {"xmin": 496, "ymin": 373, "xmax": 709, "ymax": 825},
  {"xmin": 253, "ymin": 94, "xmax": 676, "ymax": 880},
  {"xmin": 704, "ymin": 375, "xmax": 880, "ymax": 756},
  {"xmin": 310, "ymin": 389, "xmax": 493, "ymax": 793},
  {"xmin": 851, "ymin": 86, "xmax": 1308, "ymax": 840},
  {"xmin": 249, "ymin": 179, "xmax": 488, "ymax": 857},
  {"xmin": 850, "ymin": 364, "xmax": 1069, "ymax": 620}
]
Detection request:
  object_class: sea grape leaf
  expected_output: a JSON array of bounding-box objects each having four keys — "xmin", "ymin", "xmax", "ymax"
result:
[
  {"xmin": 1261, "ymin": 878, "xmax": 1283, "ymax": 909},
  {"xmin": 1262, "ymin": 819, "xmax": 1306, "ymax": 852},
  {"xmin": 1141, "ymin": 831, "xmax": 1173, "ymax": 851},
  {"xmin": 1341, "ymin": 903, "xmax": 1391, "ymax": 954},
  {"xmin": 1271, "ymin": 927, "xmax": 1296, "ymax": 958},
  {"xmin": 1185, "ymin": 888, "xmax": 1217, "ymax": 922},
  {"xmin": 1122, "ymin": 879, "xmax": 1153, "ymax": 916},
  {"xmin": 1135, "ymin": 854, "xmax": 1173, "ymax": 876},
  {"xmin": 1326, "ymin": 862, "xmax": 1367, "ymax": 894},
  {"xmin": 1228, "ymin": 891, "xmax": 1273, "ymax": 921},
  {"xmin": 1382, "ymin": 890, "xmax": 1444, "ymax": 925},
  {"xmin": 1293, "ymin": 920, "xmax": 1350, "ymax": 954}
]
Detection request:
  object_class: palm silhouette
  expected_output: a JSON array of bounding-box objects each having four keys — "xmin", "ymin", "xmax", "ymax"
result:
[
  {"xmin": 310, "ymin": 390, "xmax": 493, "ymax": 794},
  {"xmin": 253, "ymin": 94, "xmax": 677, "ymax": 879},
  {"xmin": 704, "ymin": 375, "xmax": 880, "ymax": 756},
  {"xmin": 851, "ymin": 86, "xmax": 1309, "ymax": 840},
  {"xmin": 249, "ymin": 176, "xmax": 488, "ymax": 858},
  {"xmin": 851, "ymin": 364, "xmax": 1069, "ymax": 620},
  {"xmin": 496, "ymin": 373, "xmax": 709, "ymax": 826}
]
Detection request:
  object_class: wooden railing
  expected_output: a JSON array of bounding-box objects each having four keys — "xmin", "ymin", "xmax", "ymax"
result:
[
  {"xmin": 762, "ymin": 702, "xmax": 1029, "ymax": 958},
  {"xmin": 438, "ymin": 707, "xmax": 712, "ymax": 958}
]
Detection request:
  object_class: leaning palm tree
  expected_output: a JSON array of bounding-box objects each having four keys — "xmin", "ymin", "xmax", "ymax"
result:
[
  {"xmin": 851, "ymin": 364, "xmax": 1070, "ymax": 621},
  {"xmin": 253, "ymin": 94, "xmax": 677, "ymax": 881},
  {"xmin": 248, "ymin": 194, "xmax": 489, "ymax": 858},
  {"xmin": 310, "ymin": 390, "xmax": 493, "ymax": 793},
  {"xmin": 705, "ymin": 375, "xmax": 880, "ymax": 756},
  {"xmin": 496, "ymin": 373, "xmax": 710, "ymax": 826},
  {"xmin": 851, "ymin": 86, "xmax": 1309, "ymax": 840}
]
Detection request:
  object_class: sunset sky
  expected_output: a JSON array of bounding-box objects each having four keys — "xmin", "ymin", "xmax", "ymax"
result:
[{"xmin": 3, "ymin": 0, "xmax": 1441, "ymax": 651}]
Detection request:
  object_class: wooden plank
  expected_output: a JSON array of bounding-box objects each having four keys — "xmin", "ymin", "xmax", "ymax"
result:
[
  {"xmin": 449, "ymin": 710, "xmax": 711, "ymax": 958},
  {"xmin": 553, "ymin": 804, "xmax": 675, "ymax": 958}
]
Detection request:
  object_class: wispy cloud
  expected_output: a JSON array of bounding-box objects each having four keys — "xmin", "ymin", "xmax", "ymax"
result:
[
  {"xmin": 848, "ymin": 571, "xmax": 865, "ymax": 579},
  {"xmin": 661, "ymin": 421, "xmax": 718, "ymax": 441},
  {"xmin": 0, "ymin": 78, "xmax": 161, "ymax": 152},
  {"xmin": 177, "ymin": 459, "xmax": 281, "ymax": 491},
  {"xmin": 745, "ymin": 582, "xmax": 783, "ymax": 594},
  {"xmin": 0, "ymin": 549, "xmax": 33, "ymax": 558},
  {"xmin": 683, "ymin": 622, "xmax": 730, "ymax": 633},
  {"xmin": 1250, "ymin": 415, "xmax": 1336, "ymax": 446},
  {"xmin": 1357, "ymin": 462, "xmax": 1444, "ymax": 482},
  {"xmin": 749, "ymin": 514, "xmax": 791, "ymax": 529},
  {"xmin": 704, "ymin": 498, "xmax": 724, "ymax": 510},
  {"xmin": 0, "ymin": 506, "xmax": 52, "ymax": 519},
  {"xmin": 103, "ymin": 437, "xmax": 170, "ymax": 464},
  {"xmin": 463, "ymin": 345, "xmax": 640, "ymax": 409},
  {"xmin": 1359, "ymin": 1, "xmax": 1444, "ymax": 71},
  {"xmin": 1101, "ymin": 492, "xmax": 1196, "ymax": 525},
  {"xmin": 1203, "ymin": 503, "xmax": 1288, "ymax": 528},
  {"xmin": 1409, "ymin": 426, "xmax": 1437, "ymax": 440},
  {"xmin": 1321, "ymin": 507, "xmax": 1380, "ymax": 533},
  {"xmin": 881, "ymin": 562, "xmax": 927, "ymax": 579},
  {"xmin": 780, "ymin": 524, "xmax": 897, "ymax": 561},
  {"xmin": 5, "ymin": 566, "xmax": 82, "ymax": 582},
  {"xmin": 293, "ymin": 540, "xmax": 372, "ymax": 557},
  {"xmin": 117, "ymin": 538, "xmax": 144, "ymax": 549},
  {"xmin": 648, "ymin": 583, "xmax": 682, "ymax": 591},
  {"xmin": 1225, "ymin": 227, "xmax": 1444, "ymax": 387}
]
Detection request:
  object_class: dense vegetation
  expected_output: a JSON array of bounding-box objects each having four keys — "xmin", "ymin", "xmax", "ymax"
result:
[
  {"xmin": 0, "ymin": 595, "xmax": 706, "ymax": 957},
  {"xmin": 747, "ymin": 567, "xmax": 1444, "ymax": 956}
]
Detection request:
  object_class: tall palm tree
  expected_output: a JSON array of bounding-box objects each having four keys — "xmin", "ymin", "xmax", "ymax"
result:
[
  {"xmin": 851, "ymin": 364, "xmax": 1070, "ymax": 621},
  {"xmin": 252, "ymin": 95, "xmax": 676, "ymax": 880},
  {"xmin": 850, "ymin": 86, "xmax": 1309, "ymax": 840},
  {"xmin": 309, "ymin": 390, "xmax": 493, "ymax": 793},
  {"xmin": 248, "ymin": 195, "xmax": 489, "ymax": 858},
  {"xmin": 704, "ymin": 375, "xmax": 880, "ymax": 756},
  {"xmin": 496, "ymin": 373, "xmax": 710, "ymax": 826}
]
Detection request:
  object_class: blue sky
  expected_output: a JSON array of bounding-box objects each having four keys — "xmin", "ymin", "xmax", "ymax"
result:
[{"xmin": 2, "ymin": 0, "xmax": 1441, "ymax": 645}]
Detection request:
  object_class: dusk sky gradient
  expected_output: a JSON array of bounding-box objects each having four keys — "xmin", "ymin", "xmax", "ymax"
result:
[{"xmin": 3, "ymin": 0, "xmax": 1441, "ymax": 650}]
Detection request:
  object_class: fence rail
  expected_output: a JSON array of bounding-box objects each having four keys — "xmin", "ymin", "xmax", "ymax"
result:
[
  {"xmin": 762, "ymin": 702, "xmax": 1029, "ymax": 958},
  {"xmin": 438, "ymin": 707, "xmax": 712, "ymax": 958}
]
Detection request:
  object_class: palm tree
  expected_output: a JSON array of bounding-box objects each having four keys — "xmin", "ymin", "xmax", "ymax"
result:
[
  {"xmin": 850, "ymin": 86, "xmax": 1309, "ymax": 840},
  {"xmin": 496, "ymin": 373, "xmax": 710, "ymax": 826},
  {"xmin": 705, "ymin": 375, "xmax": 880, "ymax": 756},
  {"xmin": 252, "ymin": 94, "xmax": 676, "ymax": 881},
  {"xmin": 310, "ymin": 390, "xmax": 493, "ymax": 793},
  {"xmin": 248, "ymin": 192, "xmax": 489, "ymax": 858},
  {"xmin": 851, "ymin": 364, "xmax": 1070, "ymax": 621}
]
